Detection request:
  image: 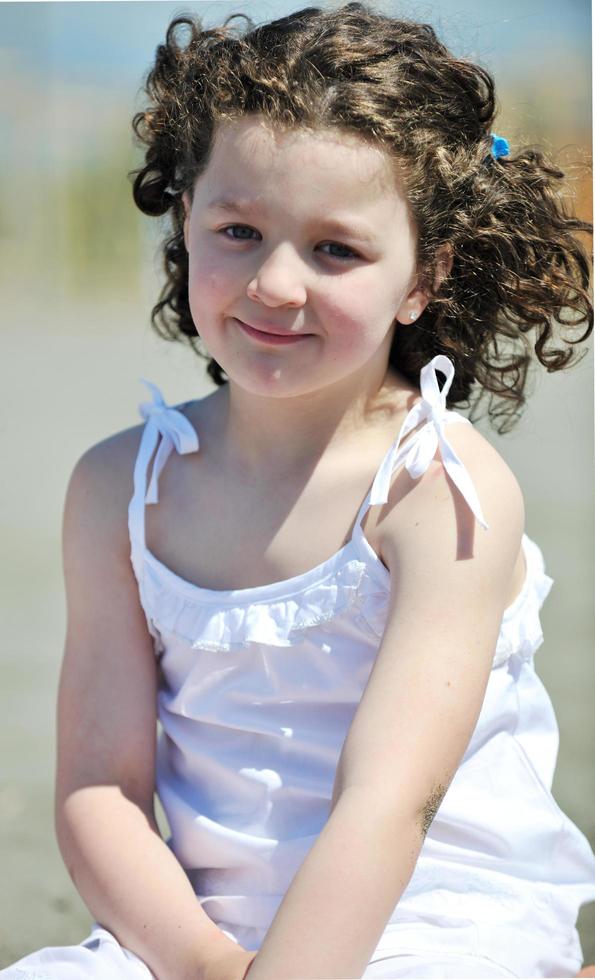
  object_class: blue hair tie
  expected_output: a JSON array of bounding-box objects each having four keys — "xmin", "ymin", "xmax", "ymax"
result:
[{"xmin": 490, "ymin": 133, "xmax": 510, "ymax": 160}]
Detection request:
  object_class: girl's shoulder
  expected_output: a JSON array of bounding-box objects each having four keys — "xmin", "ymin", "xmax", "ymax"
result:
[
  {"xmin": 73, "ymin": 421, "xmax": 146, "ymax": 499},
  {"xmin": 378, "ymin": 413, "xmax": 526, "ymax": 595},
  {"xmin": 65, "ymin": 423, "xmax": 148, "ymax": 560},
  {"xmin": 372, "ymin": 381, "xmax": 524, "ymax": 518},
  {"xmin": 66, "ymin": 387, "xmax": 213, "ymax": 546},
  {"xmin": 72, "ymin": 386, "xmax": 212, "ymax": 496},
  {"xmin": 449, "ymin": 416, "xmax": 524, "ymax": 508},
  {"xmin": 440, "ymin": 413, "xmax": 522, "ymax": 489}
]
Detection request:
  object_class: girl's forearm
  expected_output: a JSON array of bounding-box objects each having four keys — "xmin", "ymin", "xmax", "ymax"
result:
[
  {"xmin": 56, "ymin": 785, "xmax": 248, "ymax": 980},
  {"xmin": 246, "ymin": 787, "xmax": 423, "ymax": 980}
]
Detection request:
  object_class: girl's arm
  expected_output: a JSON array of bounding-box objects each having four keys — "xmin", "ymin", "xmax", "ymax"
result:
[
  {"xmin": 247, "ymin": 426, "xmax": 525, "ymax": 980},
  {"xmin": 55, "ymin": 435, "xmax": 255, "ymax": 980}
]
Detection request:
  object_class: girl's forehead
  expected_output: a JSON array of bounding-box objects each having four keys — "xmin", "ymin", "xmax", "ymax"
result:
[
  {"xmin": 201, "ymin": 113, "xmax": 404, "ymax": 202},
  {"xmin": 212, "ymin": 113, "xmax": 391, "ymax": 164}
]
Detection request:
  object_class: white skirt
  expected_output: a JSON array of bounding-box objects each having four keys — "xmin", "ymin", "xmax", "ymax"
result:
[
  {"xmin": 0, "ymin": 922, "xmax": 525, "ymax": 980},
  {"xmin": 0, "ymin": 923, "xmax": 155, "ymax": 980}
]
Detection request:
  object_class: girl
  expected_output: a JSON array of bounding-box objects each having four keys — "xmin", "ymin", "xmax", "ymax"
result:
[{"xmin": 3, "ymin": 3, "xmax": 595, "ymax": 978}]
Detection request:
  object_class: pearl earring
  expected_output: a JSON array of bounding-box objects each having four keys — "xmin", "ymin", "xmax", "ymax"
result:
[{"xmin": 409, "ymin": 312, "xmax": 417, "ymax": 321}]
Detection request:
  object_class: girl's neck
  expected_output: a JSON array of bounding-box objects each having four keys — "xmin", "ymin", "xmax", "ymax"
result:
[{"xmin": 208, "ymin": 362, "xmax": 420, "ymax": 482}]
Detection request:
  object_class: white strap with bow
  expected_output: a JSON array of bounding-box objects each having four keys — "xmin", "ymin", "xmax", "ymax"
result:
[
  {"xmin": 368, "ymin": 355, "xmax": 489, "ymax": 530},
  {"xmin": 138, "ymin": 378, "xmax": 200, "ymax": 504}
]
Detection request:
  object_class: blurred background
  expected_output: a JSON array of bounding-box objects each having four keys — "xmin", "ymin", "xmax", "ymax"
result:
[{"xmin": 0, "ymin": 0, "xmax": 593, "ymax": 967}]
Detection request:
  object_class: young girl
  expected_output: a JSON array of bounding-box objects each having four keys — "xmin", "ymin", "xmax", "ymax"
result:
[{"xmin": 3, "ymin": 3, "xmax": 595, "ymax": 978}]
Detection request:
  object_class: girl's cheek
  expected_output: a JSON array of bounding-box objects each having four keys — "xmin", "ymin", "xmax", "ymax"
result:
[
  {"xmin": 322, "ymin": 295, "xmax": 378, "ymax": 341},
  {"xmin": 190, "ymin": 259, "xmax": 230, "ymax": 302}
]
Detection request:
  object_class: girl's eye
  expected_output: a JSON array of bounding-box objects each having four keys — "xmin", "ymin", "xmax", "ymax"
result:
[
  {"xmin": 319, "ymin": 242, "xmax": 360, "ymax": 261},
  {"xmin": 219, "ymin": 225, "xmax": 360, "ymax": 261},
  {"xmin": 221, "ymin": 224, "xmax": 259, "ymax": 241}
]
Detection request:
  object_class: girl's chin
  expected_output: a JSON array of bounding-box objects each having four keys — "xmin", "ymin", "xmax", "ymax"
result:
[{"xmin": 220, "ymin": 358, "xmax": 338, "ymax": 398}]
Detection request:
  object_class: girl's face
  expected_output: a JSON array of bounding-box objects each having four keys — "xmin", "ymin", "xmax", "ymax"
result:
[{"xmin": 182, "ymin": 114, "xmax": 430, "ymax": 399}]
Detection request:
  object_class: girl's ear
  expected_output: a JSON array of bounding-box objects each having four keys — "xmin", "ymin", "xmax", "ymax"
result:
[
  {"xmin": 395, "ymin": 244, "xmax": 453, "ymax": 324},
  {"xmin": 182, "ymin": 191, "xmax": 191, "ymax": 252}
]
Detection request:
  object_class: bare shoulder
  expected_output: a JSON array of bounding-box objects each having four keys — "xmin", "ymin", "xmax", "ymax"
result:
[
  {"xmin": 379, "ymin": 417, "xmax": 525, "ymax": 602},
  {"xmin": 428, "ymin": 417, "xmax": 525, "ymax": 524},
  {"xmin": 441, "ymin": 417, "xmax": 525, "ymax": 532},
  {"xmin": 65, "ymin": 421, "xmax": 147, "ymax": 558},
  {"xmin": 73, "ymin": 419, "xmax": 146, "ymax": 481}
]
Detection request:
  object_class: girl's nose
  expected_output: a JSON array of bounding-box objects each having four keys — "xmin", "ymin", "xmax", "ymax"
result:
[{"xmin": 246, "ymin": 247, "xmax": 307, "ymax": 307}]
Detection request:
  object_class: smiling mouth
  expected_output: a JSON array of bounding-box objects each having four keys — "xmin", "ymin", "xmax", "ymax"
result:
[{"xmin": 234, "ymin": 319, "xmax": 311, "ymax": 345}]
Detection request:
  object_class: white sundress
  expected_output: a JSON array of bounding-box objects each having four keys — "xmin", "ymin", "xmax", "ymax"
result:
[{"xmin": 3, "ymin": 354, "xmax": 595, "ymax": 980}]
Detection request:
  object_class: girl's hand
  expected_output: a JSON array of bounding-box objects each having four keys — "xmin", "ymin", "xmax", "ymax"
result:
[{"xmin": 201, "ymin": 943, "xmax": 258, "ymax": 980}]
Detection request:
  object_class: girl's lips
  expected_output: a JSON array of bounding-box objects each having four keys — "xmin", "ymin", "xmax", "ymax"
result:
[{"xmin": 234, "ymin": 319, "xmax": 311, "ymax": 345}]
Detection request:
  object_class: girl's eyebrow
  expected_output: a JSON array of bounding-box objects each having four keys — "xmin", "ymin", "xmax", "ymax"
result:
[
  {"xmin": 206, "ymin": 197, "xmax": 258, "ymax": 213},
  {"xmin": 206, "ymin": 197, "xmax": 379, "ymax": 244}
]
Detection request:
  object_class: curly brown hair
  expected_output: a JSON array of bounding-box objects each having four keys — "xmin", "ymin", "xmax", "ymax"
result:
[{"xmin": 130, "ymin": 1, "xmax": 592, "ymax": 433}]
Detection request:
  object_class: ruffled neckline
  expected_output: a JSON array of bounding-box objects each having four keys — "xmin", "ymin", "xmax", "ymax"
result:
[
  {"xmin": 145, "ymin": 553, "xmax": 381, "ymax": 652},
  {"xmin": 140, "ymin": 530, "xmax": 553, "ymax": 664}
]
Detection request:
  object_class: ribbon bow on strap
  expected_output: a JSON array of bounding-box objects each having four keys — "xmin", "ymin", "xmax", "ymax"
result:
[
  {"xmin": 369, "ymin": 355, "xmax": 489, "ymax": 530},
  {"xmin": 138, "ymin": 378, "xmax": 200, "ymax": 504}
]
